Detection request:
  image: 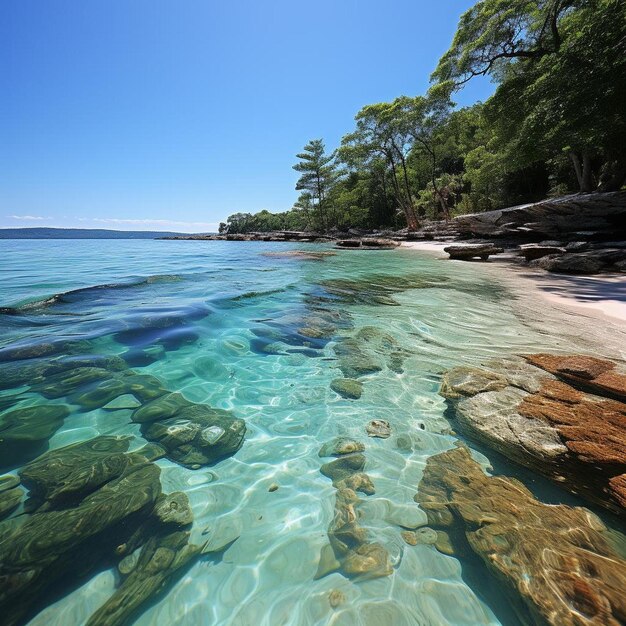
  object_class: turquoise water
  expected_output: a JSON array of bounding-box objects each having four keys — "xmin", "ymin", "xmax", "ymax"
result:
[{"xmin": 0, "ymin": 240, "xmax": 596, "ymax": 626}]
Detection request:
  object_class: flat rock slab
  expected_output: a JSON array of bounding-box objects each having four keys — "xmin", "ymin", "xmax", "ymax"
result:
[
  {"xmin": 440, "ymin": 354, "xmax": 626, "ymax": 516},
  {"xmin": 443, "ymin": 244, "xmax": 504, "ymax": 260},
  {"xmin": 518, "ymin": 244, "xmax": 566, "ymax": 261}
]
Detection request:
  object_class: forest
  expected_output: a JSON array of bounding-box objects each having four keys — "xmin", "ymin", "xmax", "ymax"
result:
[{"xmin": 221, "ymin": 0, "xmax": 626, "ymax": 234}]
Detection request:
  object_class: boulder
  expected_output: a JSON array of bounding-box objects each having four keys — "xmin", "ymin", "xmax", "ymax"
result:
[
  {"xmin": 454, "ymin": 191, "xmax": 626, "ymax": 239},
  {"xmin": 0, "ymin": 404, "xmax": 70, "ymax": 470},
  {"xmin": 444, "ymin": 244, "xmax": 504, "ymax": 261},
  {"xmin": 330, "ymin": 378, "xmax": 363, "ymax": 399},
  {"xmin": 518, "ymin": 244, "xmax": 566, "ymax": 261},
  {"xmin": 416, "ymin": 445, "xmax": 626, "ymax": 626},
  {"xmin": 532, "ymin": 253, "xmax": 604, "ymax": 274},
  {"xmin": 140, "ymin": 404, "xmax": 246, "ymax": 468}
]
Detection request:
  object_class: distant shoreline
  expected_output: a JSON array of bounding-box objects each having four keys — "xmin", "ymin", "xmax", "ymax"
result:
[{"xmin": 0, "ymin": 227, "xmax": 204, "ymax": 239}]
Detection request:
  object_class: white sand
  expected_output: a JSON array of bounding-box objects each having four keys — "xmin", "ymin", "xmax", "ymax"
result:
[{"xmin": 402, "ymin": 240, "xmax": 626, "ymax": 323}]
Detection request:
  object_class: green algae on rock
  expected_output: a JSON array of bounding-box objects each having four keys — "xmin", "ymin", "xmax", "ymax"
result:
[
  {"xmin": 86, "ymin": 530, "xmax": 204, "ymax": 626},
  {"xmin": 131, "ymin": 392, "xmax": 194, "ymax": 423},
  {"xmin": 0, "ymin": 486, "xmax": 23, "ymax": 520},
  {"xmin": 330, "ymin": 378, "xmax": 363, "ymax": 399},
  {"xmin": 0, "ymin": 462, "xmax": 163, "ymax": 626},
  {"xmin": 140, "ymin": 404, "xmax": 246, "ymax": 468},
  {"xmin": 0, "ymin": 404, "xmax": 70, "ymax": 470},
  {"xmin": 19, "ymin": 435, "xmax": 134, "ymax": 509}
]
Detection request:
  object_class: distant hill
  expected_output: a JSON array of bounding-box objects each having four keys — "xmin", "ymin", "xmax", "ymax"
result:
[{"xmin": 0, "ymin": 227, "xmax": 204, "ymax": 239}]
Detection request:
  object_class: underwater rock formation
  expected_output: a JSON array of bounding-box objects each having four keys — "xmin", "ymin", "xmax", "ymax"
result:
[
  {"xmin": 330, "ymin": 378, "xmax": 363, "ymax": 399},
  {"xmin": 87, "ymin": 530, "xmax": 203, "ymax": 626},
  {"xmin": 416, "ymin": 445, "xmax": 626, "ymax": 626},
  {"xmin": 0, "ymin": 404, "xmax": 70, "ymax": 471},
  {"xmin": 333, "ymin": 326, "xmax": 409, "ymax": 380},
  {"xmin": 317, "ymin": 439, "xmax": 392, "ymax": 581},
  {"xmin": 0, "ymin": 432, "xmax": 202, "ymax": 626},
  {"xmin": 0, "ymin": 461, "xmax": 163, "ymax": 626},
  {"xmin": 19, "ymin": 435, "xmax": 136, "ymax": 509},
  {"xmin": 440, "ymin": 355, "xmax": 626, "ymax": 516},
  {"xmin": 140, "ymin": 404, "xmax": 246, "ymax": 468}
]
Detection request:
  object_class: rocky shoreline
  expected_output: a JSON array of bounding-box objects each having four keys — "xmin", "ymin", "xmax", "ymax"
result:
[{"xmin": 163, "ymin": 191, "xmax": 626, "ymax": 275}]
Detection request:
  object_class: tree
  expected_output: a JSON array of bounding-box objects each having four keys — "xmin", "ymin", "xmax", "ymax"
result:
[
  {"xmin": 340, "ymin": 102, "xmax": 421, "ymax": 230},
  {"xmin": 432, "ymin": 0, "xmax": 576, "ymax": 89},
  {"xmin": 433, "ymin": 0, "xmax": 626, "ymax": 192},
  {"xmin": 292, "ymin": 139, "xmax": 341, "ymax": 230}
]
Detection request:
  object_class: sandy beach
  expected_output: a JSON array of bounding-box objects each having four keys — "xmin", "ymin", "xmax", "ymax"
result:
[{"xmin": 403, "ymin": 240, "xmax": 626, "ymax": 324}]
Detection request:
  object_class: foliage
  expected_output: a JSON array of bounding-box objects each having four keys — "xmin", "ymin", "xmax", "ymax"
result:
[{"xmin": 222, "ymin": 0, "xmax": 625, "ymax": 233}]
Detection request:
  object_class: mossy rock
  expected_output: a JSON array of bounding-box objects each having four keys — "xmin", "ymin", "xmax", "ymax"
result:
[
  {"xmin": 34, "ymin": 367, "xmax": 114, "ymax": 399},
  {"xmin": 141, "ymin": 405, "xmax": 246, "ymax": 468},
  {"xmin": 330, "ymin": 378, "xmax": 363, "ymax": 399},
  {"xmin": 0, "ymin": 486, "xmax": 23, "ymax": 520},
  {"xmin": 0, "ymin": 462, "xmax": 162, "ymax": 626},
  {"xmin": 86, "ymin": 530, "xmax": 202, "ymax": 626},
  {"xmin": 71, "ymin": 378, "xmax": 131, "ymax": 410},
  {"xmin": 131, "ymin": 392, "xmax": 193, "ymax": 424},
  {"xmin": 121, "ymin": 373, "xmax": 167, "ymax": 402},
  {"xmin": 19, "ymin": 435, "xmax": 133, "ymax": 508},
  {"xmin": 0, "ymin": 404, "xmax": 70, "ymax": 470}
]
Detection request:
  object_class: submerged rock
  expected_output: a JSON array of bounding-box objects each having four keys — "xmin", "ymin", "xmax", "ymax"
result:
[
  {"xmin": 86, "ymin": 530, "xmax": 203, "ymax": 626},
  {"xmin": 261, "ymin": 250, "xmax": 336, "ymax": 260},
  {"xmin": 0, "ymin": 486, "xmax": 22, "ymax": 520},
  {"xmin": 0, "ymin": 404, "xmax": 70, "ymax": 470},
  {"xmin": 131, "ymin": 392, "xmax": 194, "ymax": 423},
  {"xmin": 320, "ymin": 453, "xmax": 366, "ymax": 482},
  {"xmin": 19, "ymin": 435, "xmax": 133, "ymax": 508},
  {"xmin": 152, "ymin": 491, "xmax": 194, "ymax": 527},
  {"xmin": 416, "ymin": 445, "xmax": 626, "ymax": 626},
  {"xmin": 140, "ymin": 404, "xmax": 246, "ymax": 468},
  {"xmin": 319, "ymin": 437, "xmax": 365, "ymax": 458},
  {"xmin": 366, "ymin": 419, "xmax": 392, "ymax": 439},
  {"xmin": 330, "ymin": 378, "xmax": 363, "ymax": 399},
  {"xmin": 0, "ymin": 462, "xmax": 162, "ymax": 626}
]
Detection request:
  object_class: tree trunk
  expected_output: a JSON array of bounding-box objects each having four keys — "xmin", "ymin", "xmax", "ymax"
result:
[
  {"xmin": 581, "ymin": 152, "xmax": 594, "ymax": 192},
  {"xmin": 569, "ymin": 152, "xmax": 584, "ymax": 190},
  {"xmin": 404, "ymin": 206, "xmax": 419, "ymax": 231}
]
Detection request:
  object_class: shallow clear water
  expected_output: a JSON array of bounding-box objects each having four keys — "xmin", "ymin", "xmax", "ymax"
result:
[{"xmin": 0, "ymin": 240, "xmax": 610, "ymax": 626}]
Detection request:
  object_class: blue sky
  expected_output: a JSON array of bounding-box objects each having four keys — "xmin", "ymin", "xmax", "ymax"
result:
[{"xmin": 1, "ymin": 1, "xmax": 493, "ymax": 232}]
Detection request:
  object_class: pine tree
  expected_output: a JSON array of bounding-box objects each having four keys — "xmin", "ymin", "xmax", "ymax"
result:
[{"xmin": 293, "ymin": 139, "xmax": 340, "ymax": 230}]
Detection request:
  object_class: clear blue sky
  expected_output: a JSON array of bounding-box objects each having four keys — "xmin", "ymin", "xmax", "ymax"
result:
[{"xmin": 1, "ymin": 1, "xmax": 493, "ymax": 232}]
